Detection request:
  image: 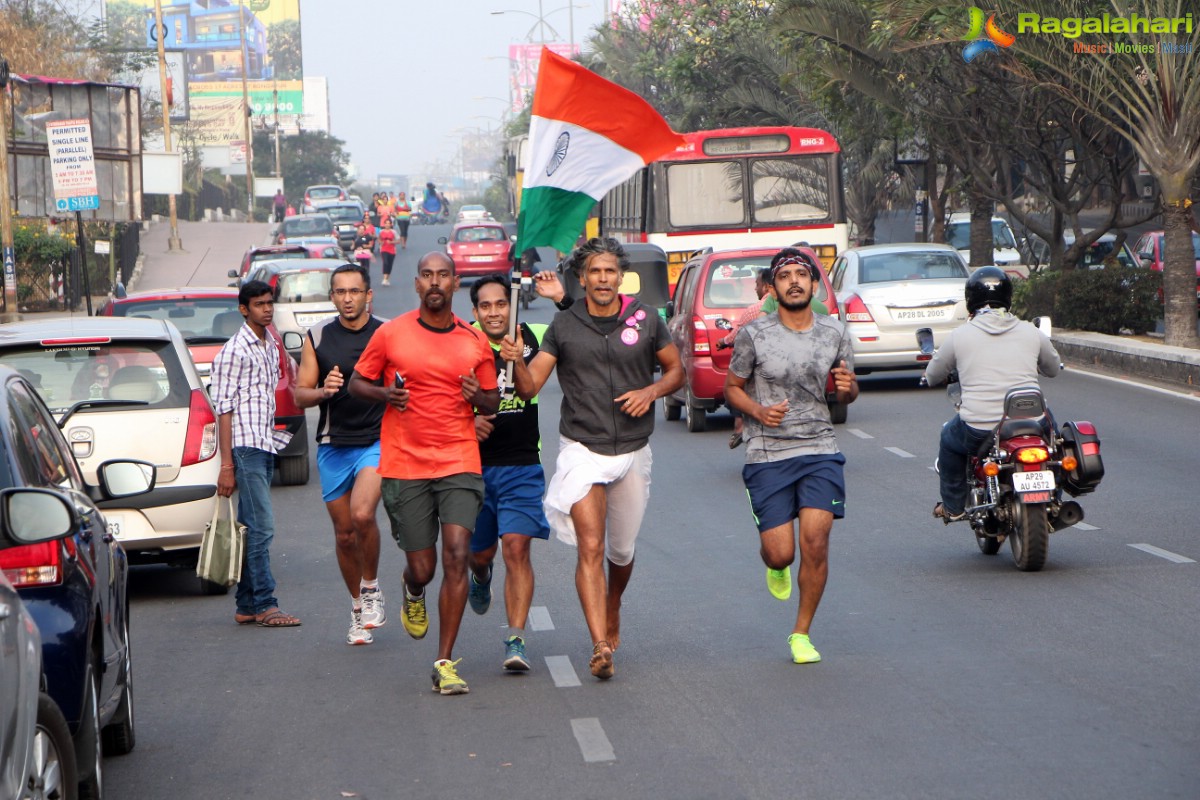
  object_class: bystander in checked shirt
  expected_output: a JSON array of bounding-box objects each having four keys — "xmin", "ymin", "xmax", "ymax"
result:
[{"xmin": 210, "ymin": 325, "xmax": 291, "ymax": 453}]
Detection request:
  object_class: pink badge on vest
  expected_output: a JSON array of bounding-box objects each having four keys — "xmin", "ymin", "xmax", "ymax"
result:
[{"xmin": 620, "ymin": 327, "xmax": 639, "ymax": 346}]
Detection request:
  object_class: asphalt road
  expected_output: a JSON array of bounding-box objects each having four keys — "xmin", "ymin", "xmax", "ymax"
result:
[{"xmin": 105, "ymin": 224, "xmax": 1200, "ymax": 800}]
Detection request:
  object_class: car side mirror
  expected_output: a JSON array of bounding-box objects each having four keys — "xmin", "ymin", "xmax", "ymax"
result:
[
  {"xmin": 99, "ymin": 460, "xmax": 156, "ymax": 499},
  {"xmin": 665, "ymin": 300, "xmax": 675, "ymax": 318},
  {"xmin": 282, "ymin": 331, "xmax": 304, "ymax": 351},
  {"xmin": 714, "ymin": 318, "xmax": 733, "ymax": 330},
  {"xmin": 113, "ymin": 281, "xmax": 127, "ymax": 299},
  {"xmin": 1032, "ymin": 316, "xmax": 1053, "ymax": 338},
  {"xmin": 916, "ymin": 327, "xmax": 935, "ymax": 356},
  {"xmin": 228, "ymin": 269, "xmax": 240, "ymax": 278},
  {"xmin": 437, "ymin": 236, "xmax": 448, "ymax": 245},
  {"xmin": 0, "ymin": 488, "xmax": 78, "ymax": 544}
]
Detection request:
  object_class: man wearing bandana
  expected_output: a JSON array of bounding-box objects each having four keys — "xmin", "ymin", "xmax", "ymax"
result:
[
  {"xmin": 726, "ymin": 247, "xmax": 858, "ymax": 665},
  {"xmin": 502, "ymin": 237, "xmax": 683, "ymax": 681}
]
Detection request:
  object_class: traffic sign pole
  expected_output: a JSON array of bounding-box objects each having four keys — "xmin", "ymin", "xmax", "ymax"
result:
[
  {"xmin": 0, "ymin": 56, "xmax": 16, "ymax": 317},
  {"xmin": 155, "ymin": 0, "xmax": 183, "ymax": 251}
]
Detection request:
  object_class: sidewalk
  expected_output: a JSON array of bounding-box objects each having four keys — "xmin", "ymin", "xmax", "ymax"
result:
[{"xmin": 132, "ymin": 218, "xmax": 276, "ymax": 291}]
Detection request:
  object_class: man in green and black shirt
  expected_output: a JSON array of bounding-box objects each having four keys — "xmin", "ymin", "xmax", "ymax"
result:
[{"xmin": 467, "ymin": 274, "xmax": 551, "ymax": 672}]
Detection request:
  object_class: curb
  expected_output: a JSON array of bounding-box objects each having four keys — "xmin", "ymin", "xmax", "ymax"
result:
[{"xmin": 1052, "ymin": 331, "xmax": 1200, "ymax": 389}]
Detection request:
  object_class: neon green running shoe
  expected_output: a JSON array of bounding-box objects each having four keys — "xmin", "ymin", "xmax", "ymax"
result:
[
  {"xmin": 766, "ymin": 566, "xmax": 792, "ymax": 600},
  {"xmin": 402, "ymin": 589, "xmax": 428, "ymax": 640},
  {"xmin": 788, "ymin": 633, "xmax": 821, "ymax": 664},
  {"xmin": 431, "ymin": 658, "xmax": 470, "ymax": 695}
]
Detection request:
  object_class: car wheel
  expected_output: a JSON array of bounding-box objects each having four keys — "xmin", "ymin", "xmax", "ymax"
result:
[
  {"xmin": 278, "ymin": 453, "xmax": 309, "ymax": 486},
  {"xmin": 663, "ymin": 396, "xmax": 682, "ymax": 422},
  {"xmin": 76, "ymin": 663, "xmax": 103, "ymax": 800},
  {"xmin": 101, "ymin": 618, "xmax": 135, "ymax": 756},
  {"xmin": 685, "ymin": 401, "xmax": 707, "ymax": 433},
  {"xmin": 33, "ymin": 693, "xmax": 78, "ymax": 800}
]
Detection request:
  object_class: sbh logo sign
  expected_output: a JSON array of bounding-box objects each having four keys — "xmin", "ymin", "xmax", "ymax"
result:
[{"xmin": 963, "ymin": 7, "xmax": 1015, "ymax": 62}]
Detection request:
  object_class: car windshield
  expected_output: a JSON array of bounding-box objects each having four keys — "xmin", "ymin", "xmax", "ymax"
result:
[
  {"xmin": 308, "ymin": 187, "xmax": 341, "ymax": 200},
  {"xmin": 454, "ymin": 226, "xmax": 505, "ymax": 243},
  {"xmin": 859, "ymin": 252, "xmax": 968, "ymax": 283},
  {"xmin": 1, "ymin": 341, "xmax": 187, "ymax": 414},
  {"xmin": 325, "ymin": 206, "xmax": 362, "ymax": 223},
  {"xmin": 1081, "ymin": 241, "xmax": 1137, "ymax": 269},
  {"xmin": 283, "ymin": 217, "xmax": 333, "ymax": 236},
  {"xmin": 110, "ymin": 298, "xmax": 241, "ymax": 340},
  {"xmin": 276, "ymin": 271, "xmax": 333, "ymax": 303},
  {"xmin": 252, "ymin": 250, "xmax": 308, "ymax": 266},
  {"xmin": 945, "ymin": 221, "xmax": 1018, "ymax": 251}
]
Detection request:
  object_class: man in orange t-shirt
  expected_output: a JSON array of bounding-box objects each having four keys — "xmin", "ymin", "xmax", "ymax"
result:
[{"xmin": 350, "ymin": 251, "xmax": 499, "ymax": 696}]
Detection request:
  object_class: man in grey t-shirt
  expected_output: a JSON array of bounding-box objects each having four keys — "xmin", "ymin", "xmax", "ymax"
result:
[{"xmin": 726, "ymin": 248, "xmax": 857, "ymax": 665}]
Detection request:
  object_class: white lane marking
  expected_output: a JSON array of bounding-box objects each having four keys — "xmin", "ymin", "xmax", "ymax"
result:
[
  {"xmin": 545, "ymin": 655, "xmax": 581, "ymax": 688},
  {"xmin": 528, "ymin": 606, "xmax": 554, "ymax": 631},
  {"xmin": 571, "ymin": 717, "xmax": 616, "ymax": 762},
  {"xmin": 1071, "ymin": 367, "xmax": 1200, "ymax": 402},
  {"xmin": 1073, "ymin": 522, "xmax": 1099, "ymax": 531},
  {"xmin": 1128, "ymin": 543, "xmax": 1196, "ymax": 564},
  {"xmin": 846, "ymin": 428, "xmax": 874, "ymax": 439},
  {"xmin": 884, "ymin": 447, "xmax": 915, "ymax": 458}
]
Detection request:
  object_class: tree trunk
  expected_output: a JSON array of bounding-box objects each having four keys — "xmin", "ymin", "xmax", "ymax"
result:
[
  {"xmin": 969, "ymin": 189, "xmax": 993, "ymax": 269},
  {"xmin": 1161, "ymin": 198, "xmax": 1200, "ymax": 348}
]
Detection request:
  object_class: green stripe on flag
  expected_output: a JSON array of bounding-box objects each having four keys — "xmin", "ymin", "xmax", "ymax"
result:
[{"xmin": 516, "ymin": 186, "xmax": 599, "ymax": 256}]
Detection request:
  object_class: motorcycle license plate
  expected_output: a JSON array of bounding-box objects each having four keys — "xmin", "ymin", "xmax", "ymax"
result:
[{"xmin": 1012, "ymin": 470, "xmax": 1055, "ymax": 493}]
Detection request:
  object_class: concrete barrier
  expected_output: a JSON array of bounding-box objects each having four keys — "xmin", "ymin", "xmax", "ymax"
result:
[{"xmin": 1053, "ymin": 331, "xmax": 1200, "ymax": 389}]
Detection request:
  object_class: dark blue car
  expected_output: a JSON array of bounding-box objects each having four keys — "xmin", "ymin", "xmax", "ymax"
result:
[{"xmin": 0, "ymin": 367, "xmax": 155, "ymax": 799}]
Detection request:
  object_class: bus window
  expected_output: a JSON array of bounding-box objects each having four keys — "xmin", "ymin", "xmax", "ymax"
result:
[
  {"xmin": 751, "ymin": 157, "xmax": 831, "ymax": 223},
  {"xmin": 666, "ymin": 162, "xmax": 745, "ymax": 227}
]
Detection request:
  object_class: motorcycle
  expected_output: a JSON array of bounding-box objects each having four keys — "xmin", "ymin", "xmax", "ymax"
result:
[{"xmin": 918, "ymin": 326, "xmax": 1105, "ymax": 571}]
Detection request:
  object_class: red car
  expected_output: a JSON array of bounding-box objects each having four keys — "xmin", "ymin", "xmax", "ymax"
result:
[
  {"xmin": 1132, "ymin": 230, "xmax": 1200, "ymax": 307},
  {"xmin": 236, "ymin": 243, "xmax": 347, "ymax": 280},
  {"xmin": 97, "ymin": 287, "xmax": 311, "ymax": 485},
  {"xmin": 439, "ymin": 221, "xmax": 512, "ymax": 278},
  {"xmin": 665, "ymin": 246, "xmax": 844, "ymax": 431}
]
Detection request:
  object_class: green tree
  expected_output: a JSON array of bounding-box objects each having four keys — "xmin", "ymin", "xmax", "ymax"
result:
[
  {"xmin": 987, "ymin": 0, "xmax": 1200, "ymax": 347},
  {"xmin": 252, "ymin": 129, "xmax": 351, "ymax": 201}
]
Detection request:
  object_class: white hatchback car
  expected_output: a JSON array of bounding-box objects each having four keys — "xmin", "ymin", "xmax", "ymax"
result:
[
  {"xmin": 944, "ymin": 212, "xmax": 1028, "ymax": 278},
  {"xmin": 828, "ymin": 243, "xmax": 970, "ymax": 373},
  {"xmin": 0, "ymin": 317, "xmax": 222, "ymax": 589}
]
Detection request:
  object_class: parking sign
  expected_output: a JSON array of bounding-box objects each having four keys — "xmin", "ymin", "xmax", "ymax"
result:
[{"xmin": 46, "ymin": 119, "xmax": 101, "ymax": 213}]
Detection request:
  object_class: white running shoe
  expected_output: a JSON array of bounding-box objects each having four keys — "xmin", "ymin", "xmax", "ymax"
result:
[
  {"xmin": 347, "ymin": 609, "xmax": 373, "ymax": 646},
  {"xmin": 360, "ymin": 587, "xmax": 386, "ymax": 629}
]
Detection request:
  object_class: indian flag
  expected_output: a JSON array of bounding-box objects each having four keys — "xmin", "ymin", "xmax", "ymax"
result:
[{"xmin": 516, "ymin": 48, "xmax": 685, "ymax": 256}]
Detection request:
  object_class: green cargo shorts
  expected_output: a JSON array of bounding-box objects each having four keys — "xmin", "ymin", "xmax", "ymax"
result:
[{"xmin": 381, "ymin": 473, "xmax": 485, "ymax": 552}]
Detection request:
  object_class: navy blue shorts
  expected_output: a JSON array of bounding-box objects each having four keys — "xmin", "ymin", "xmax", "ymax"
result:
[
  {"xmin": 742, "ymin": 453, "xmax": 847, "ymax": 533},
  {"xmin": 470, "ymin": 464, "xmax": 551, "ymax": 553}
]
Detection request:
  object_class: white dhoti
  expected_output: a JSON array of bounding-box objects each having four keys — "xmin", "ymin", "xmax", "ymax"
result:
[{"xmin": 543, "ymin": 437, "xmax": 652, "ymax": 567}]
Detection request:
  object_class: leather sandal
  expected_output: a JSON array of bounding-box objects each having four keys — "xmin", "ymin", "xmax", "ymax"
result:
[{"xmin": 256, "ymin": 609, "xmax": 302, "ymax": 627}]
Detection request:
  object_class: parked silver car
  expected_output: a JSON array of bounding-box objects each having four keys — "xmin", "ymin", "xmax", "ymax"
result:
[{"xmin": 828, "ymin": 243, "xmax": 970, "ymax": 372}]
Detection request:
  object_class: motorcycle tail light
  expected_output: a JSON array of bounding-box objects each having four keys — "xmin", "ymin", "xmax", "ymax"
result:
[
  {"xmin": 1016, "ymin": 447, "xmax": 1049, "ymax": 464},
  {"xmin": 1061, "ymin": 455, "xmax": 1078, "ymax": 472},
  {"xmin": 982, "ymin": 461, "xmax": 1000, "ymax": 477}
]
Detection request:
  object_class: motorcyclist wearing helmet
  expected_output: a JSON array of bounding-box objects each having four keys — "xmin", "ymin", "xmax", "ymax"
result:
[{"xmin": 923, "ymin": 267, "xmax": 1061, "ymax": 522}]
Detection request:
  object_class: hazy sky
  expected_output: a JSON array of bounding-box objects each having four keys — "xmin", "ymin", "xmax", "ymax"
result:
[{"xmin": 300, "ymin": 0, "xmax": 609, "ymax": 184}]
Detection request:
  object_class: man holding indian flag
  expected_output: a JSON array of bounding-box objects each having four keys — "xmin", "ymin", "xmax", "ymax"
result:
[{"xmin": 500, "ymin": 48, "xmax": 685, "ymax": 681}]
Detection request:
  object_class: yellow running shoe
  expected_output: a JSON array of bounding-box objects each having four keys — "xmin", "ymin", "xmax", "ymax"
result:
[
  {"xmin": 402, "ymin": 589, "xmax": 428, "ymax": 640},
  {"xmin": 431, "ymin": 658, "xmax": 470, "ymax": 695},
  {"xmin": 766, "ymin": 566, "xmax": 792, "ymax": 600},
  {"xmin": 788, "ymin": 633, "xmax": 821, "ymax": 664}
]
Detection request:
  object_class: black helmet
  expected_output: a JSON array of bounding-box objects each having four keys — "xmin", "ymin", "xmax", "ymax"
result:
[{"xmin": 965, "ymin": 266, "xmax": 1012, "ymax": 313}]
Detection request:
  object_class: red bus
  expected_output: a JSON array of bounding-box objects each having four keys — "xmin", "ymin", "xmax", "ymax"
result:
[{"xmin": 599, "ymin": 126, "xmax": 848, "ymax": 288}]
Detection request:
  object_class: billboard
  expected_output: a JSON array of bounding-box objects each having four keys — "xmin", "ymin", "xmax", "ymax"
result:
[
  {"xmin": 508, "ymin": 43, "xmax": 576, "ymax": 114},
  {"xmin": 108, "ymin": 0, "xmax": 303, "ymax": 144}
]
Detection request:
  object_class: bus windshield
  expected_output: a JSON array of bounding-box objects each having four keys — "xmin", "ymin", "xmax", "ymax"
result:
[{"xmin": 666, "ymin": 155, "xmax": 833, "ymax": 228}]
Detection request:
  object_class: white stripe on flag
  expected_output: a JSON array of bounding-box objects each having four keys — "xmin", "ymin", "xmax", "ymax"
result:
[{"xmin": 522, "ymin": 116, "xmax": 645, "ymax": 197}]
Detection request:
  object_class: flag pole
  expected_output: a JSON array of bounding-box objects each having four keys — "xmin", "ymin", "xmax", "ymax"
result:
[{"xmin": 504, "ymin": 246, "xmax": 524, "ymax": 399}]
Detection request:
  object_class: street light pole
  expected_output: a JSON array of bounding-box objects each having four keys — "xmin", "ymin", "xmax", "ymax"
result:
[
  {"xmin": 154, "ymin": 0, "xmax": 183, "ymax": 251},
  {"xmin": 239, "ymin": 0, "xmax": 254, "ymax": 223}
]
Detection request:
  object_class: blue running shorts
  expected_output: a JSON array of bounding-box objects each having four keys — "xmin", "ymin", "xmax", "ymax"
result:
[
  {"xmin": 316, "ymin": 441, "xmax": 381, "ymax": 502},
  {"xmin": 470, "ymin": 464, "xmax": 551, "ymax": 553},
  {"xmin": 742, "ymin": 453, "xmax": 847, "ymax": 533}
]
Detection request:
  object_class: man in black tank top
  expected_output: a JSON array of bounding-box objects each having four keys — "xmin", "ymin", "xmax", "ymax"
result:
[{"xmin": 295, "ymin": 264, "xmax": 388, "ymax": 646}]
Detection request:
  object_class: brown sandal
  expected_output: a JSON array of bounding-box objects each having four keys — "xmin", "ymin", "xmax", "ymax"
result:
[
  {"xmin": 256, "ymin": 609, "xmax": 301, "ymax": 628},
  {"xmin": 589, "ymin": 640, "xmax": 614, "ymax": 680}
]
